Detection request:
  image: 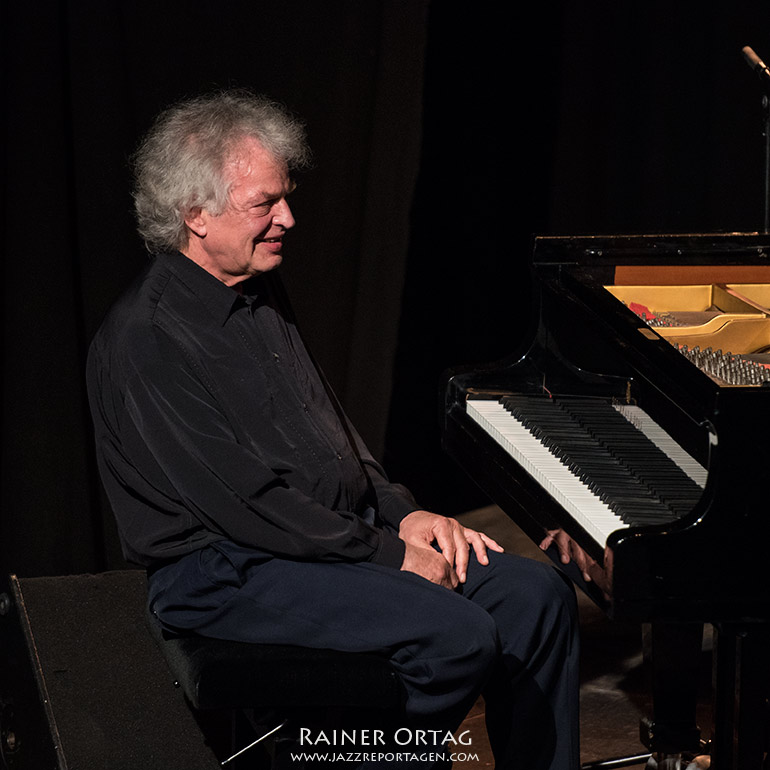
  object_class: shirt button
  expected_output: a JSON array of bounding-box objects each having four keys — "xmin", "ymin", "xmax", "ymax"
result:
[
  {"xmin": 273, "ymin": 352, "xmax": 280, "ymax": 362},
  {"xmin": 336, "ymin": 453, "xmax": 343, "ymax": 460}
]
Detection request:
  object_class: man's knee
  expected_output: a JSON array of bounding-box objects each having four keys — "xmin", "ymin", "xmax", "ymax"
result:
[
  {"xmin": 458, "ymin": 609, "xmax": 500, "ymax": 674},
  {"xmin": 523, "ymin": 564, "xmax": 579, "ymax": 643},
  {"xmin": 539, "ymin": 562, "xmax": 579, "ymax": 625},
  {"xmin": 417, "ymin": 601, "xmax": 500, "ymax": 680},
  {"xmin": 489, "ymin": 554, "xmax": 577, "ymax": 614},
  {"xmin": 474, "ymin": 555, "xmax": 579, "ymax": 652}
]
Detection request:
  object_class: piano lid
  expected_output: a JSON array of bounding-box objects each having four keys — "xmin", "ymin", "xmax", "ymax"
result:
[{"xmin": 532, "ymin": 231, "xmax": 770, "ymax": 268}]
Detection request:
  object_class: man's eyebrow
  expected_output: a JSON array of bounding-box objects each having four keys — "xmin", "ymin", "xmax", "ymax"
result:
[{"xmin": 249, "ymin": 180, "xmax": 297, "ymax": 204}]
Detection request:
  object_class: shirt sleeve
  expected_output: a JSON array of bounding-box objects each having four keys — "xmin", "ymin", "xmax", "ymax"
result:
[
  {"xmin": 366, "ymin": 466, "xmax": 421, "ymax": 529},
  {"xmin": 120, "ymin": 357, "xmax": 406, "ymax": 568},
  {"xmin": 349, "ymin": 433, "xmax": 421, "ymax": 529}
]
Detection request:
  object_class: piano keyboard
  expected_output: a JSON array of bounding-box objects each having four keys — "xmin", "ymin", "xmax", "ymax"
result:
[{"xmin": 467, "ymin": 396, "xmax": 707, "ymax": 547}]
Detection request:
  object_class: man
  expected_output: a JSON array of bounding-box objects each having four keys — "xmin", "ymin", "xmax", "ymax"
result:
[{"xmin": 87, "ymin": 90, "xmax": 580, "ymax": 769}]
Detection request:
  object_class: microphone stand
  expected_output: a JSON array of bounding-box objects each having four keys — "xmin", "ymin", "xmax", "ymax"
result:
[
  {"xmin": 743, "ymin": 46, "xmax": 770, "ymax": 232},
  {"xmin": 762, "ymin": 95, "xmax": 770, "ymax": 233}
]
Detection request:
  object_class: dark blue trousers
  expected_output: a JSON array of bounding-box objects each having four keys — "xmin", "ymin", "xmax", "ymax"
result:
[{"xmin": 148, "ymin": 541, "xmax": 580, "ymax": 769}]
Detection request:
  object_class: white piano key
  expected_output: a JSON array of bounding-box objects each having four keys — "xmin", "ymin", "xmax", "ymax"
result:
[
  {"xmin": 613, "ymin": 404, "xmax": 707, "ymax": 488},
  {"xmin": 467, "ymin": 398, "xmax": 707, "ymax": 549},
  {"xmin": 467, "ymin": 399, "xmax": 623, "ymax": 547}
]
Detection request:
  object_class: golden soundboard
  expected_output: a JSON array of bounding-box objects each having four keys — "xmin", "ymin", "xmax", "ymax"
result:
[{"xmin": 608, "ymin": 282, "xmax": 770, "ymax": 385}]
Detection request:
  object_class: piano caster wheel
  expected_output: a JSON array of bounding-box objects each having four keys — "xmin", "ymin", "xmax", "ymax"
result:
[
  {"xmin": 645, "ymin": 754, "xmax": 683, "ymax": 770},
  {"xmin": 645, "ymin": 754, "xmax": 710, "ymax": 770}
]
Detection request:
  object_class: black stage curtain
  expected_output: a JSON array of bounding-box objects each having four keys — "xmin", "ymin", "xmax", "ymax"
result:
[
  {"xmin": 2, "ymin": 0, "xmax": 428, "ymax": 576},
  {"xmin": 3, "ymin": 1, "xmax": 770, "ymax": 577},
  {"xmin": 385, "ymin": 1, "xmax": 770, "ymax": 514}
]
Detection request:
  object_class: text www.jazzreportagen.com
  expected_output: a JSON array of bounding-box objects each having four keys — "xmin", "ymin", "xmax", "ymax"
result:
[{"xmin": 290, "ymin": 751, "xmax": 479, "ymax": 763}]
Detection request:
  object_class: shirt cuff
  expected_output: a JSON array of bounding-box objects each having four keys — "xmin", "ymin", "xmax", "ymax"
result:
[
  {"xmin": 377, "ymin": 485, "xmax": 421, "ymax": 529},
  {"xmin": 371, "ymin": 529, "xmax": 406, "ymax": 569}
]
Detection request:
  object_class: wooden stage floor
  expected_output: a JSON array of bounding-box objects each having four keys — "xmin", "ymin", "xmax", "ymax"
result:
[{"xmin": 453, "ymin": 505, "xmax": 713, "ymax": 769}]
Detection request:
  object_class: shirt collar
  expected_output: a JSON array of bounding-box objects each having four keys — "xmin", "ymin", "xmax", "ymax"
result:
[{"xmin": 156, "ymin": 251, "xmax": 256, "ymax": 326}]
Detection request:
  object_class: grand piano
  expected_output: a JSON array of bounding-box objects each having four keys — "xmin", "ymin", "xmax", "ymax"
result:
[{"xmin": 441, "ymin": 233, "xmax": 770, "ymax": 769}]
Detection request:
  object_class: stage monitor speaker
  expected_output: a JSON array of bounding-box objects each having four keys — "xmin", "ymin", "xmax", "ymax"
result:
[{"xmin": 0, "ymin": 570, "xmax": 220, "ymax": 770}]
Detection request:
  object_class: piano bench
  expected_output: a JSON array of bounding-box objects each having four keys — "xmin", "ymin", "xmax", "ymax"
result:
[{"xmin": 146, "ymin": 613, "xmax": 406, "ymax": 765}]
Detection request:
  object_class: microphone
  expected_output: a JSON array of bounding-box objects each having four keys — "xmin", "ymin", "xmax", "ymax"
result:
[{"xmin": 742, "ymin": 46, "xmax": 770, "ymax": 93}]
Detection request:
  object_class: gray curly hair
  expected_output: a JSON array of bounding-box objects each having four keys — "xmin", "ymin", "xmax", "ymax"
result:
[{"xmin": 132, "ymin": 90, "xmax": 311, "ymax": 254}]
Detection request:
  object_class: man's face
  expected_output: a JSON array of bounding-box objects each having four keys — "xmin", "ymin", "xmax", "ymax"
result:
[{"xmin": 184, "ymin": 136, "xmax": 296, "ymax": 285}]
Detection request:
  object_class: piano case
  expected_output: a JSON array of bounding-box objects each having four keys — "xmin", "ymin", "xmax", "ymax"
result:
[{"xmin": 442, "ymin": 232, "xmax": 770, "ymax": 767}]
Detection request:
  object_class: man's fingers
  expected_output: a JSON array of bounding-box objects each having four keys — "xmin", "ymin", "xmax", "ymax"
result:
[
  {"xmin": 433, "ymin": 525, "xmax": 458, "ymax": 568},
  {"xmin": 400, "ymin": 543, "xmax": 459, "ymax": 589},
  {"xmin": 479, "ymin": 532, "xmax": 505, "ymax": 553},
  {"xmin": 454, "ymin": 546, "xmax": 470, "ymax": 582},
  {"xmin": 399, "ymin": 512, "xmax": 506, "ymax": 584},
  {"xmin": 460, "ymin": 528, "xmax": 504, "ymax": 579},
  {"xmin": 442, "ymin": 524, "xmax": 471, "ymax": 581},
  {"xmin": 464, "ymin": 530, "xmax": 489, "ymax": 569}
]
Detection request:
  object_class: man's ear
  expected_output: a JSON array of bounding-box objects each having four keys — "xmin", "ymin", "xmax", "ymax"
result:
[{"xmin": 184, "ymin": 207, "xmax": 207, "ymax": 238}]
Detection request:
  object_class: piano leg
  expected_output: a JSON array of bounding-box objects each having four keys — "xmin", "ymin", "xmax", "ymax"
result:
[
  {"xmin": 711, "ymin": 622, "xmax": 770, "ymax": 770},
  {"xmin": 640, "ymin": 622, "xmax": 704, "ymax": 757}
]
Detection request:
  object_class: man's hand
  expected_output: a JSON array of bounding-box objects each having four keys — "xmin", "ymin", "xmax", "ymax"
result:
[
  {"xmin": 400, "ymin": 542, "xmax": 460, "ymax": 589},
  {"xmin": 398, "ymin": 509, "xmax": 504, "ymax": 585}
]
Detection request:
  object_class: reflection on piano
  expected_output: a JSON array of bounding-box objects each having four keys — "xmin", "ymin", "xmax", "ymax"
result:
[{"xmin": 441, "ymin": 233, "xmax": 770, "ymax": 769}]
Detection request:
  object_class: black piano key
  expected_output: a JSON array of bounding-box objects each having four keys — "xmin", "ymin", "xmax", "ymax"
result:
[{"xmin": 499, "ymin": 395, "xmax": 704, "ymax": 527}]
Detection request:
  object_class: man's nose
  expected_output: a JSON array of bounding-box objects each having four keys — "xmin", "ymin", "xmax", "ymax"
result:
[{"xmin": 274, "ymin": 199, "xmax": 295, "ymax": 230}]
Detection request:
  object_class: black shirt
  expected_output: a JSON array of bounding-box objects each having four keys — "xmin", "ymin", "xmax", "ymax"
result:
[{"xmin": 86, "ymin": 251, "xmax": 415, "ymax": 569}]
